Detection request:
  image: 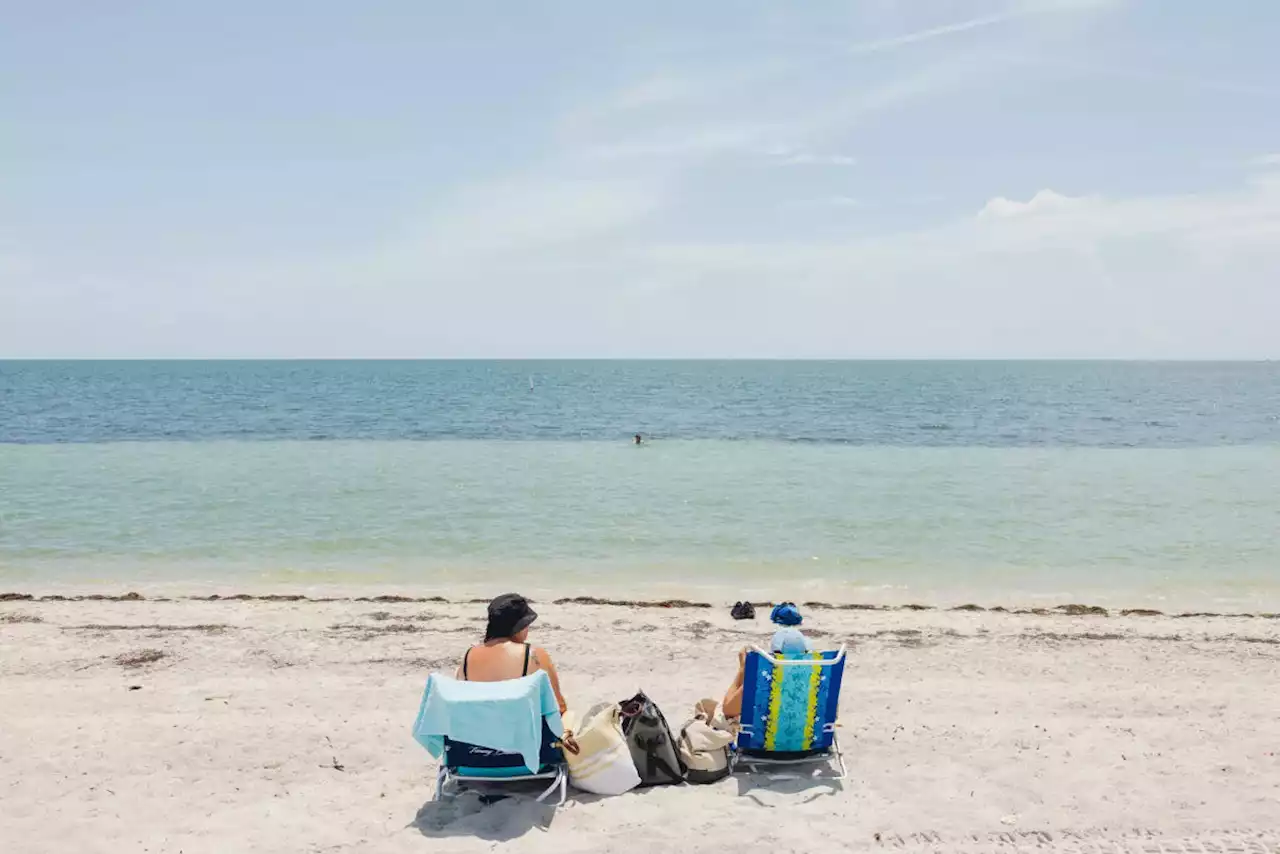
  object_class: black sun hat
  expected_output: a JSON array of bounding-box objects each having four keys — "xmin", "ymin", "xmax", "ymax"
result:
[{"xmin": 485, "ymin": 593, "xmax": 538, "ymax": 641}]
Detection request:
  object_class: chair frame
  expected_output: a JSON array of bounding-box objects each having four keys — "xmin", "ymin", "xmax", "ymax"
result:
[
  {"xmin": 731, "ymin": 645, "xmax": 848, "ymax": 780},
  {"xmin": 435, "ymin": 761, "xmax": 569, "ymax": 805}
]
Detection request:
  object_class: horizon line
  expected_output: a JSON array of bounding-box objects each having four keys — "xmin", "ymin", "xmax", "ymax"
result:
[{"xmin": 1, "ymin": 356, "xmax": 1277, "ymax": 364}]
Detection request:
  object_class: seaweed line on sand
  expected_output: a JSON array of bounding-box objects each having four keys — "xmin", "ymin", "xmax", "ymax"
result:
[
  {"xmin": 4, "ymin": 591, "xmax": 1276, "ymax": 620},
  {"xmin": 1, "ymin": 612, "xmax": 44, "ymax": 624},
  {"xmin": 66, "ymin": 624, "xmax": 230, "ymax": 633},
  {"xmin": 115, "ymin": 649, "xmax": 167, "ymax": 668}
]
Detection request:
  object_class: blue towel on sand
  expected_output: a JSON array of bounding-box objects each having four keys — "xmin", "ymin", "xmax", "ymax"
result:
[{"xmin": 412, "ymin": 671, "xmax": 563, "ymax": 772}]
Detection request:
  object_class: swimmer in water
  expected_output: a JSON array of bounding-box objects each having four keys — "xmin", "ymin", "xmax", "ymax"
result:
[{"xmin": 634, "ymin": 433, "xmax": 643, "ymax": 445}]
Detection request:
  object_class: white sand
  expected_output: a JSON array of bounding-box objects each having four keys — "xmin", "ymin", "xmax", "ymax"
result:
[{"xmin": 2, "ymin": 593, "xmax": 1279, "ymax": 853}]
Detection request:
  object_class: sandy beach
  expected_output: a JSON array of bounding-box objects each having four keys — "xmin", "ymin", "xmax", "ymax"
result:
[{"xmin": 2, "ymin": 591, "xmax": 1278, "ymax": 854}]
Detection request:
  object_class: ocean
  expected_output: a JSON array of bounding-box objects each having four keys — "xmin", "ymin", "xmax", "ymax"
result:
[{"xmin": 2, "ymin": 360, "xmax": 1278, "ymax": 608}]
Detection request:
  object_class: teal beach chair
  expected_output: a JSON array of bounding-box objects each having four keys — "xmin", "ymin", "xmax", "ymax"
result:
[
  {"xmin": 412, "ymin": 672, "xmax": 569, "ymax": 805},
  {"xmin": 434, "ymin": 719, "xmax": 567, "ymax": 805},
  {"xmin": 732, "ymin": 646, "xmax": 848, "ymax": 778}
]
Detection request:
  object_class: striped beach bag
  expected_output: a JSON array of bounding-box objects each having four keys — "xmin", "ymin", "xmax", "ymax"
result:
[{"xmin": 562, "ymin": 703, "xmax": 642, "ymax": 796}]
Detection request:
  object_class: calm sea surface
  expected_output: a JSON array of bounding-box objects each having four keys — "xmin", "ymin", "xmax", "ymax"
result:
[{"xmin": 2, "ymin": 361, "xmax": 1278, "ymax": 606}]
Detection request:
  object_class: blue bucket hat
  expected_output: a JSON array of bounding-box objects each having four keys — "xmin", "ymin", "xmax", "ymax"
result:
[
  {"xmin": 770, "ymin": 602, "xmax": 803, "ymax": 626},
  {"xmin": 770, "ymin": 626, "xmax": 810, "ymax": 654}
]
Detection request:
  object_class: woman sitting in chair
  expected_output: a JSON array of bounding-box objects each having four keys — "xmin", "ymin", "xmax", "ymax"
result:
[
  {"xmin": 456, "ymin": 593, "xmax": 570, "ymax": 716},
  {"xmin": 721, "ymin": 602, "xmax": 813, "ymax": 718},
  {"xmin": 425, "ymin": 593, "xmax": 575, "ymax": 803}
]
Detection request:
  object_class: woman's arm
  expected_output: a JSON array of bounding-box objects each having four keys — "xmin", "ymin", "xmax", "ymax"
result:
[
  {"xmin": 533, "ymin": 647, "xmax": 568, "ymax": 715},
  {"xmin": 721, "ymin": 647, "xmax": 748, "ymax": 718}
]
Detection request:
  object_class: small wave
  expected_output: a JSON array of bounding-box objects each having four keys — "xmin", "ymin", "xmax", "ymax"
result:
[
  {"xmin": 917, "ymin": 423, "xmax": 952, "ymax": 431},
  {"xmin": 779, "ymin": 436, "xmax": 861, "ymax": 446}
]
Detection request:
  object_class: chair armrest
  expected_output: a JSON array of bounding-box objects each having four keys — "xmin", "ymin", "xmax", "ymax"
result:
[{"xmin": 749, "ymin": 645, "xmax": 846, "ymax": 666}]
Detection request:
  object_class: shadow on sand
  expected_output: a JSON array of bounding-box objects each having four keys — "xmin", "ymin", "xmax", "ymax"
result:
[
  {"xmin": 734, "ymin": 766, "xmax": 844, "ymax": 806},
  {"xmin": 411, "ymin": 768, "xmax": 843, "ymax": 839},
  {"xmin": 412, "ymin": 787, "xmax": 558, "ymax": 842}
]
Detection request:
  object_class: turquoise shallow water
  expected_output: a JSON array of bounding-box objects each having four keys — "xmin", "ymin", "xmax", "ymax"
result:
[
  {"xmin": 2, "ymin": 439, "xmax": 1277, "ymax": 607},
  {"xmin": 3, "ymin": 361, "xmax": 1278, "ymax": 606}
]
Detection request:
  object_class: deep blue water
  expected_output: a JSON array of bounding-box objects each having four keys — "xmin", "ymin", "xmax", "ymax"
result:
[{"xmin": 2, "ymin": 360, "xmax": 1278, "ymax": 447}]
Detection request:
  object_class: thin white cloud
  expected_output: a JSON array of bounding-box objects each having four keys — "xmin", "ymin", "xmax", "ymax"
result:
[
  {"xmin": 977, "ymin": 189, "xmax": 1088, "ymax": 218},
  {"xmin": 584, "ymin": 123, "xmax": 785, "ymax": 161},
  {"xmin": 773, "ymin": 151, "xmax": 857, "ymax": 166},
  {"xmin": 1012, "ymin": 55, "xmax": 1280, "ymax": 98},
  {"xmin": 844, "ymin": 0, "xmax": 1119, "ymax": 57},
  {"xmin": 845, "ymin": 11, "xmax": 1018, "ymax": 57},
  {"xmin": 566, "ymin": 0, "xmax": 1119, "ymax": 168},
  {"xmin": 341, "ymin": 171, "xmax": 673, "ymax": 294},
  {"xmin": 786, "ymin": 195, "xmax": 862, "ymax": 208},
  {"xmin": 1250, "ymin": 153, "xmax": 1280, "ymax": 167},
  {"xmin": 609, "ymin": 75, "xmax": 701, "ymax": 110},
  {"xmin": 581, "ymin": 49, "xmax": 1005, "ymax": 165},
  {"xmin": 562, "ymin": 60, "xmax": 793, "ymax": 133}
]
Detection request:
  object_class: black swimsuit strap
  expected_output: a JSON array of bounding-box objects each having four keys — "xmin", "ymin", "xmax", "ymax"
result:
[
  {"xmin": 522, "ymin": 643, "xmax": 531, "ymax": 676},
  {"xmin": 462, "ymin": 648, "xmax": 470, "ymax": 680}
]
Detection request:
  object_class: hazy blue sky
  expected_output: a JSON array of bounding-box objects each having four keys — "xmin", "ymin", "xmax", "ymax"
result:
[{"xmin": 3, "ymin": 1, "xmax": 1279, "ymax": 357}]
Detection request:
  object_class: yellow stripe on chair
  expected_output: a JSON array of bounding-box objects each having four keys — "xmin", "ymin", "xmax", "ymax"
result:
[
  {"xmin": 764, "ymin": 661, "xmax": 784, "ymax": 750},
  {"xmin": 802, "ymin": 651, "xmax": 822, "ymax": 750}
]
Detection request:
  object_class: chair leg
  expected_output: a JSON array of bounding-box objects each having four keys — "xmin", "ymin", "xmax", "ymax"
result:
[
  {"xmin": 832, "ymin": 733, "xmax": 849, "ymax": 780},
  {"xmin": 535, "ymin": 768, "xmax": 565, "ymax": 804},
  {"xmin": 731, "ymin": 750, "xmax": 760, "ymax": 775},
  {"xmin": 434, "ymin": 766, "xmax": 449, "ymax": 801}
]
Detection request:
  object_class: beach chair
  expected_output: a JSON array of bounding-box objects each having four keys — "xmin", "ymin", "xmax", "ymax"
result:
[
  {"xmin": 412, "ymin": 672, "xmax": 569, "ymax": 805},
  {"xmin": 436, "ymin": 719, "xmax": 568, "ymax": 805},
  {"xmin": 731, "ymin": 646, "xmax": 848, "ymax": 779}
]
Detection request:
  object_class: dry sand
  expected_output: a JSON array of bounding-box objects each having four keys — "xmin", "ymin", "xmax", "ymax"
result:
[{"xmin": 2, "ymin": 592, "xmax": 1279, "ymax": 853}]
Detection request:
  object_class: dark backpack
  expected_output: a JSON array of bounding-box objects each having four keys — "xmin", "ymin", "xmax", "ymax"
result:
[{"xmin": 618, "ymin": 692, "xmax": 687, "ymax": 786}]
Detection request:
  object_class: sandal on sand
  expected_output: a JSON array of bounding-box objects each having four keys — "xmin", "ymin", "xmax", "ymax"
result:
[{"xmin": 730, "ymin": 601, "xmax": 755, "ymax": 620}]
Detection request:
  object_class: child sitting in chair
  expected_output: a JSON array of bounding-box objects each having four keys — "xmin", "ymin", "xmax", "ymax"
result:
[{"xmin": 720, "ymin": 602, "xmax": 812, "ymax": 719}]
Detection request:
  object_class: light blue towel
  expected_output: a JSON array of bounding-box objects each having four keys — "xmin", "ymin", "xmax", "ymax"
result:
[{"xmin": 412, "ymin": 670, "xmax": 563, "ymax": 772}]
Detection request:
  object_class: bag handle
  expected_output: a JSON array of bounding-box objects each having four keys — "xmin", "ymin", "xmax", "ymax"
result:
[{"xmin": 553, "ymin": 735, "xmax": 581, "ymax": 756}]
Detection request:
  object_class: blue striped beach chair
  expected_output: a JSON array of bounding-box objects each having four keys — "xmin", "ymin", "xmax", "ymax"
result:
[{"xmin": 732, "ymin": 646, "xmax": 848, "ymax": 778}]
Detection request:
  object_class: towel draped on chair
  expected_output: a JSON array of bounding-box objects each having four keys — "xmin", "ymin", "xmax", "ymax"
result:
[{"xmin": 412, "ymin": 671, "xmax": 563, "ymax": 772}]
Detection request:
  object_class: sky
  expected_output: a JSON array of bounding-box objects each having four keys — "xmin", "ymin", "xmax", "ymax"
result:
[{"xmin": 3, "ymin": 0, "xmax": 1279, "ymax": 358}]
